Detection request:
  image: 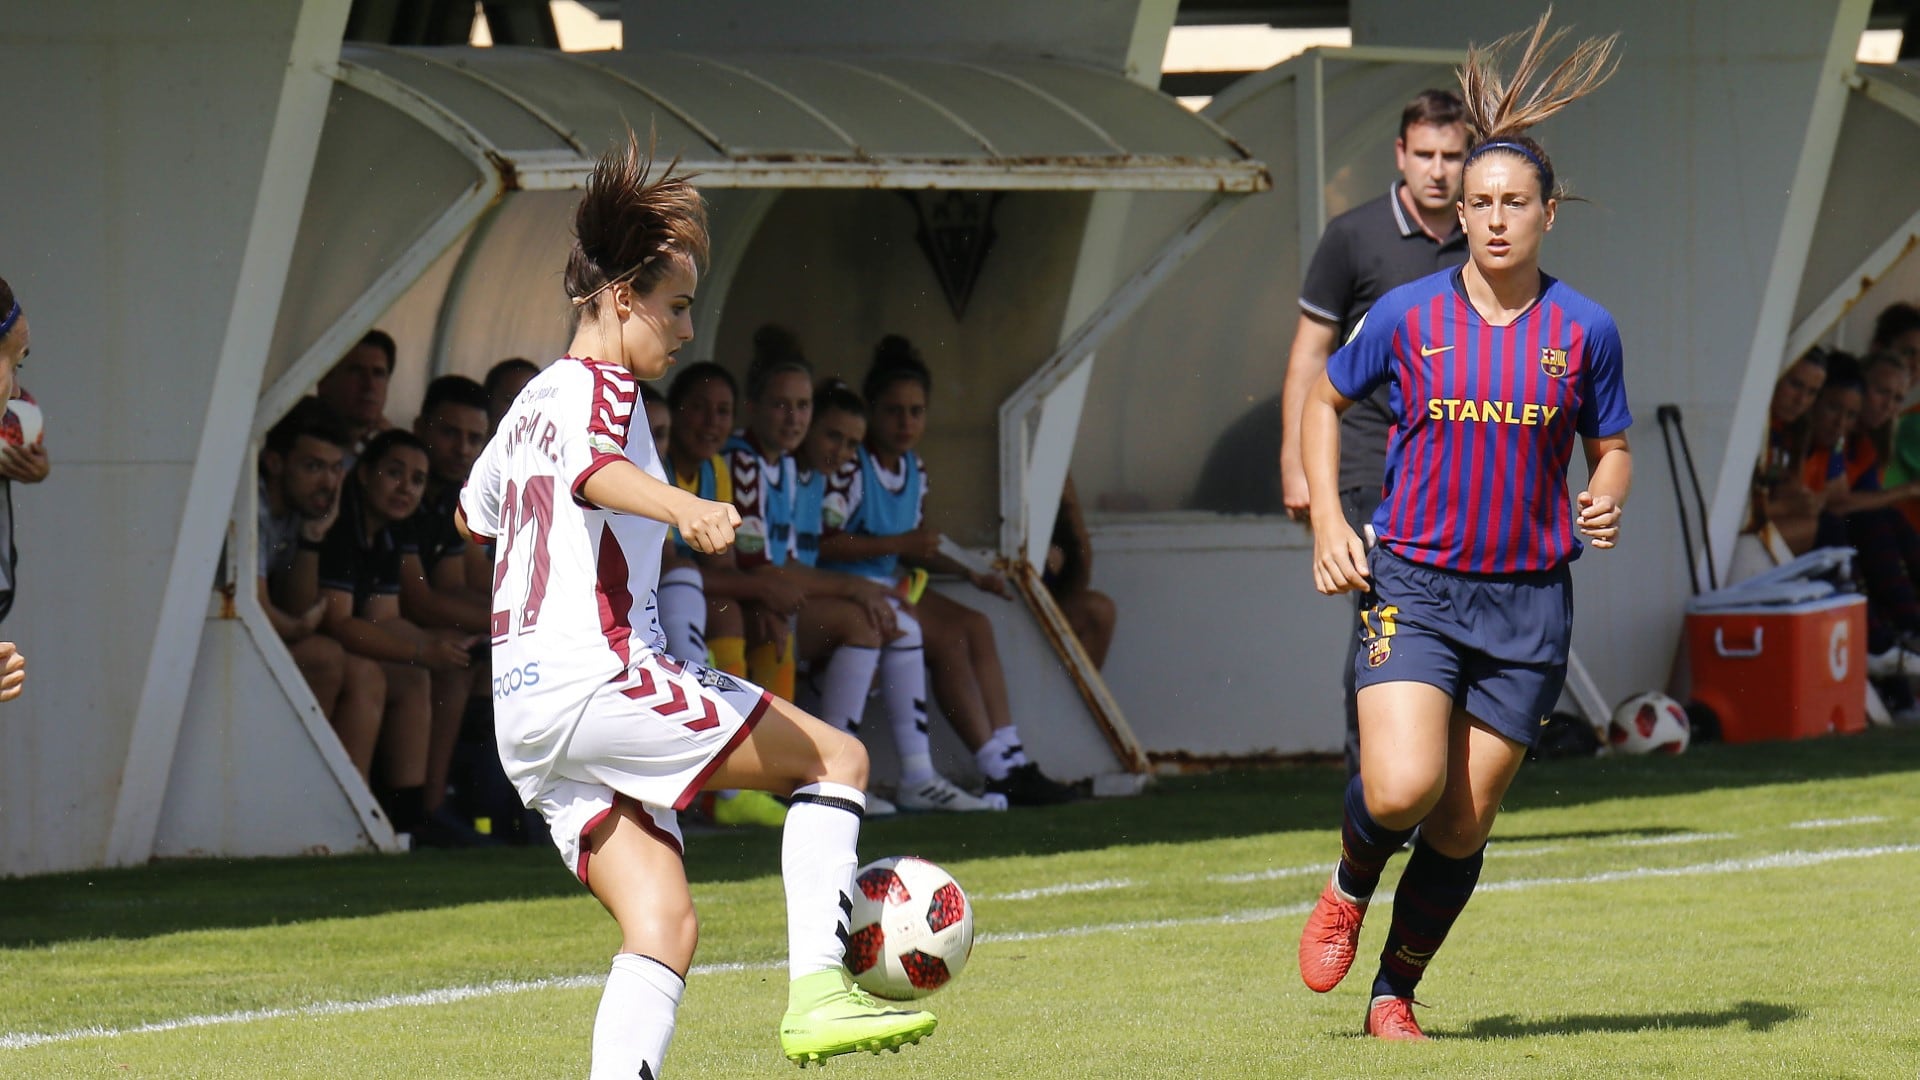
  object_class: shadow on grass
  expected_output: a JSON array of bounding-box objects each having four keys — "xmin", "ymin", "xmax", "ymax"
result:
[
  {"xmin": 1443, "ymin": 1000, "xmax": 1802, "ymax": 1038},
  {"xmin": 2, "ymin": 729, "xmax": 1915, "ymax": 948}
]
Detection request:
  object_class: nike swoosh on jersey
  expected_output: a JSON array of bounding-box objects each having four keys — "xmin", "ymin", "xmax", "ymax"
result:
[{"xmin": 1419, "ymin": 344, "xmax": 1454, "ymax": 357}]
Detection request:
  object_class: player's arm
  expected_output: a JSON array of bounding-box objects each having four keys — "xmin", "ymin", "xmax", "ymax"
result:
[
  {"xmin": 1281, "ymin": 313, "xmax": 1343, "ymax": 521},
  {"xmin": 580, "ymin": 459, "xmax": 738, "ymax": 554},
  {"xmin": 257, "ymin": 576, "xmax": 321, "ymax": 642},
  {"xmin": 397, "ymin": 551, "xmax": 490, "ymax": 635},
  {"xmin": 1302, "ymin": 373, "xmax": 1368, "ymax": 594},
  {"xmin": 321, "ymin": 588, "xmax": 469, "ymax": 669},
  {"xmin": 1577, "ymin": 434, "xmax": 1633, "ymax": 549}
]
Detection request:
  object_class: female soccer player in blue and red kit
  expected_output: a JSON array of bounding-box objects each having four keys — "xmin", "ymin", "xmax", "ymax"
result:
[{"xmin": 1295, "ymin": 15, "xmax": 1632, "ymax": 1040}]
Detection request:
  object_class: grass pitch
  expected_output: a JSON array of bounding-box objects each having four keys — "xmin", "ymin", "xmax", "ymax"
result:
[{"xmin": 4, "ymin": 730, "xmax": 1919, "ymax": 1078}]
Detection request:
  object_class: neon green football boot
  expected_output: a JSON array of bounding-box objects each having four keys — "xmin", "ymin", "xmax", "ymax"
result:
[{"xmin": 779, "ymin": 968, "xmax": 937, "ymax": 1067}]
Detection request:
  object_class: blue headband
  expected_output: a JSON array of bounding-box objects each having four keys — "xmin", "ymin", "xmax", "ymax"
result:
[
  {"xmin": 0, "ymin": 302, "xmax": 18, "ymax": 342},
  {"xmin": 1466, "ymin": 140, "xmax": 1554, "ymax": 192}
]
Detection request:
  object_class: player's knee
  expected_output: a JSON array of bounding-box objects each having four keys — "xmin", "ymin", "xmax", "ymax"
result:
[
  {"xmin": 343, "ymin": 653, "xmax": 386, "ymax": 703},
  {"xmin": 1083, "ymin": 590, "xmax": 1117, "ymax": 632},
  {"xmin": 1364, "ymin": 769, "xmax": 1444, "ymax": 823},
  {"xmin": 821, "ymin": 726, "xmax": 870, "ymax": 790}
]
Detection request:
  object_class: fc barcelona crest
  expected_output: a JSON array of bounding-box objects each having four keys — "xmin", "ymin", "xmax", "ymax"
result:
[
  {"xmin": 1540, "ymin": 346, "xmax": 1569, "ymax": 378},
  {"xmin": 1366, "ymin": 636, "xmax": 1392, "ymax": 668}
]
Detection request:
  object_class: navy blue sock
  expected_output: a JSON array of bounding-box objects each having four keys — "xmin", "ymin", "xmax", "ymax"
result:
[
  {"xmin": 1335, "ymin": 774, "xmax": 1416, "ymax": 900},
  {"xmin": 1371, "ymin": 837, "xmax": 1485, "ymax": 1000}
]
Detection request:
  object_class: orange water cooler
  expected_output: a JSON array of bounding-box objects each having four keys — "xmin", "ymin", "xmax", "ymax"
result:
[{"xmin": 1684, "ymin": 593, "xmax": 1867, "ymax": 743}]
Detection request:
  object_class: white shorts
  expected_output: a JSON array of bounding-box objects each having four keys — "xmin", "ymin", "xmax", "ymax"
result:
[{"xmin": 533, "ymin": 651, "xmax": 772, "ymax": 883}]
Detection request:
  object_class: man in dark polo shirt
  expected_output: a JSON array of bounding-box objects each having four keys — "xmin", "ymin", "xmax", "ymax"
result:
[{"xmin": 1279, "ymin": 89, "xmax": 1470, "ymax": 776}]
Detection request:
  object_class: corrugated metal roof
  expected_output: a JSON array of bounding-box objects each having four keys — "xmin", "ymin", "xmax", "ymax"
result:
[{"xmin": 339, "ymin": 44, "xmax": 1271, "ymax": 192}]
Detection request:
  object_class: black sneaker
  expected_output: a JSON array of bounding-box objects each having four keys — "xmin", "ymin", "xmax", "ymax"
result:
[{"xmin": 985, "ymin": 763, "xmax": 1079, "ymax": 806}]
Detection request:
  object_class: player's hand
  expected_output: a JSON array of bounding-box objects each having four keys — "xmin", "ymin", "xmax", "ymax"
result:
[
  {"xmin": 757, "ymin": 574, "xmax": 807, "ymax": 616},
  {"xmin": 851, "ymin": 580, "xmax": 901, "ymax": 639},
  {"xmin": 303, "ymin": 495, "xmax": 340, "ymax": 543},
  {"xmin": 898, "ymin": 527, "xmax": 942, "ymax": 562},
  {"xmin": 1281, "ymin": 459, "xmax": 1311, "ymax": 522},
  {"xmin": 1311, "ymin": 517, "xmax": 1370, "ymax": 595},
  {"xmin": 749, "ymin": 606, "xmax": 793, "ymax": 651},
  {"xmin": 969, "ymin": 569, "xmax": 1011, "ymax": 600},
  {"xmin": 0, "ymin": 442, "xmax": 49, "ymax": 484},
  {"xmin": 678, "ymin": 498, "xmax": 740, "ymax": 555},
  {"xmin": 298, "ymin": 599, "xmax": 327, "ymax": 638},
  {"xmin": 0, "ymin": 641, "xmax": 25, "ymax": 702},
  {"xmin": 1577, "ymin": 491, "xmax": 1623, "ymax": 549},
  {"xmin": 419, "ymin": 635, "xmax": 473, "ymax": 670}
]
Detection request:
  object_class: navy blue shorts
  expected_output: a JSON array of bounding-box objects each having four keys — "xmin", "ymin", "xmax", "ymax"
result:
[{"xmin": 1352, "ymin": 547, "xmax": 1573, "ymax": 747}]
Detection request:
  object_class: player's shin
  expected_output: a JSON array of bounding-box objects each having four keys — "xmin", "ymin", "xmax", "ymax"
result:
[
  {"xmin": 1372, "ymin": 837, "xmax": 1485, "ymax": 1000},
  {"xmin": 818, "ymin": 645, "xmax": 881, "ymax": 734},
  {"xmin": 591, "ymin": 952, "xmax": 683, "ymax": 1080},
  {"xmin": 1337, "ymin": 773, "xmax": 1416, "ymax": 900},
  {"xmin": 783, "ymin": 782, "xmax": 865, "ymax": 982}
]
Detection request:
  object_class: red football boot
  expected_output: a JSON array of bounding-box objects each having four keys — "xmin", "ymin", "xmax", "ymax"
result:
[
  {"xmin": 1297, "ymin": 876, "xmax": 1367, "ymax": 992},
  {"xmin": 1363, "ymin": 996, "xmax": 1428, "ymax": 1040}
]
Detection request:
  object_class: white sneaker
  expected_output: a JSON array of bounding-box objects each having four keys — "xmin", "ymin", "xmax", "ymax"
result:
[
  {"xmin": 1867, "ymin": 645, "xmax": 1920, "ymax": 678},
  {"xmin": 895, "ymin": 775, "xmax": 1008, "ymax": 813},
  {"xmin": 864, "ymin": 791, "xmax": 898, "ymax": 817}
]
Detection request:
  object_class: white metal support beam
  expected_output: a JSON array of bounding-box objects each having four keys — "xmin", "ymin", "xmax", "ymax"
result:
[
  {"xmin": 107, "ymin": 0, "xmax": 355, "ymax": 866},
  {"xmin": 998, "ymin": 189, "xmax": 1249, "ymax": 558}
]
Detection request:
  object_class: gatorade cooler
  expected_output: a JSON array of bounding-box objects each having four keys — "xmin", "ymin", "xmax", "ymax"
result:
[{"xmin": 1684, "ymin": 593, "xmax": 1866, "ymax": 743}]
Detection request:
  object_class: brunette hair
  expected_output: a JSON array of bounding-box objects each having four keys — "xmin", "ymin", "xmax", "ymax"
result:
[
  {"xmin": 1871, "ymin": 301, "xmax": 1920, "ymax": 350},
  {"xmin": 565, "ymin": 131, "xmax": 708, "ymax": 318},
  {"xmin": 358, "ymin": 428, "xmax": 428, "ymax": 474},
  {"xmin": 745, "ymin": 324, "xmax": 814, "ymax": 401},
  {"xmin": 420, "ymin": 374, "xmax": 489, "ymax": 421},
  {"xmin": 265, "ymin": 397, "xmax": 351, "ymax": 457},
  {"xmin": 484, "ymin": 357, "xmax": 540, "ymax": 398},
  {"xmin": 1457, "ymin": 10, "xmax": 1619, "ymax": 201},
  {"xmin": 666, "ymin": 361, "xmax": 737, "ymax": 412},
  {"xmin": 863, "ymin": 334, "xmax": 932, "ymax": 405},
  {"xmin": 1399, "ymin": 89, "xmax": 1468, "ymax": 139},
  {"xmin": 814, "ymin": 377, "xmax": 867, "ymax": 421}
]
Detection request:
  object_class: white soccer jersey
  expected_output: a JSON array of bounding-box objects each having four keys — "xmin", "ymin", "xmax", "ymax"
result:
[{"xmin": 460, "ymin": 356, "xmax": 671, "ymax": 806}]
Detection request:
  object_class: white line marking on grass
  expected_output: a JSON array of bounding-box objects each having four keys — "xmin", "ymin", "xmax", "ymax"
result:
[
  {"xmin": 1478, "ymin": 844, "xmax": 1920, "ymax": 893},
  {"xmin": 1206, "ymin": 864, "xmax": 1325, "ymax": 884},
  {"xmin": 8, "ymin": 843, "xmax": 1916, "ymax": 1051},
  {"xmin": 980, "ymin": 878, "xmax": 1136, "ymax": 901},
  {"xmin": 1789, "ymin": 815, "xmax": 1888, "ymax": 829}
]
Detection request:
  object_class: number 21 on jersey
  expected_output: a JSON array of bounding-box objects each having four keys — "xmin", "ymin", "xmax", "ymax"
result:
[{"xmin": 490, "ymin": 475, "xmax": 556, "ymax": 644}]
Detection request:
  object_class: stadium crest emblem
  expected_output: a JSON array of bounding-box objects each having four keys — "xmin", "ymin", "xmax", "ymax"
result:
[
  {"xmin": 1540, "ymin": 346, "xmax": 1569, "ymax": 378},
  {"xmin": 1366, "ymin": 636, "xmax": 1392, "ymax": 668}
]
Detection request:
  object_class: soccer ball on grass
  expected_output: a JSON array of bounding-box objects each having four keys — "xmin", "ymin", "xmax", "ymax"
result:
[
  {"xmin": 846, "ymin": 856, "xmax": 973, "ymax": 1000},
  {"xmin": 1608, "ymin": 691, "xmax": 1691, "ymax": 755}
]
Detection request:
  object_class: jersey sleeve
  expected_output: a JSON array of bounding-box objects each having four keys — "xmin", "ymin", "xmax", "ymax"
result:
[
  {"xmin": 821, "ymin": 458, "xmax": 862, "ymax": 538},
  {"xmin": 729, "ymin": 443, "xmax": 773, "ymax": 570},
  {"xmin": 459, "ymin": 434, "xmax": 507, "ymax": 543},
  {"xmin": 565, "ymin": 363, "xmax": 639, "ymax": 509},
  {"xmin": 1576, "ymin": 316, "xmax": 1633, "ymax": 438},
  {"xmin": 1298, "ymin": 215, "xmax": 1355, "ymax": 324},
  {"xmin": 1324, "ymin": 305, "xmax": 1397, "ymax": 403}
]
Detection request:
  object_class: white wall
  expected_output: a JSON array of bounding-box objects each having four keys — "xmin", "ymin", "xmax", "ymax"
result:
[{"xmin": 0, "ymin": 1, "xmax": 348, "ymax": 876}]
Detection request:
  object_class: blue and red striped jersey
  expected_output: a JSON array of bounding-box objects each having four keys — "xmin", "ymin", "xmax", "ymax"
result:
[{"xmin": 1326, "ymin": 268, "xmax": 1632, "ymax": 575}]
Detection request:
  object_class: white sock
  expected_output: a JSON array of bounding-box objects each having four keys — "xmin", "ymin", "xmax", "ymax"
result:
[
  {"xmin": 784, "ymin": 781, "xmax": 865, "ymax": 980},
  {"xmin": 880, "ymin": 610, "xmax": 937, "ymax": 785},
  {"xmin": 975, "ymin": 726, "xmax": 1027, "ymax": 781},
  {"xmin": 1000, "ymin": 724, "xmax": 1031, "ymax": 767},
  {"xmin": 591, "ymin": 952, "xmax": 683, "ymax": 1080},
  {"xmin": 659, "ymin": 567, "xmax": 706, "ymax": 665},
  {"xmin": 817, "ymin": 645, "xmax": 880, "ymax": 734}
]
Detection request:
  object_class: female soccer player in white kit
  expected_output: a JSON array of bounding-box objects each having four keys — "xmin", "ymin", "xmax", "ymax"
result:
[{"xmin": 457, "ymin": 138, "xmax": 936, "ymax": 1077}]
